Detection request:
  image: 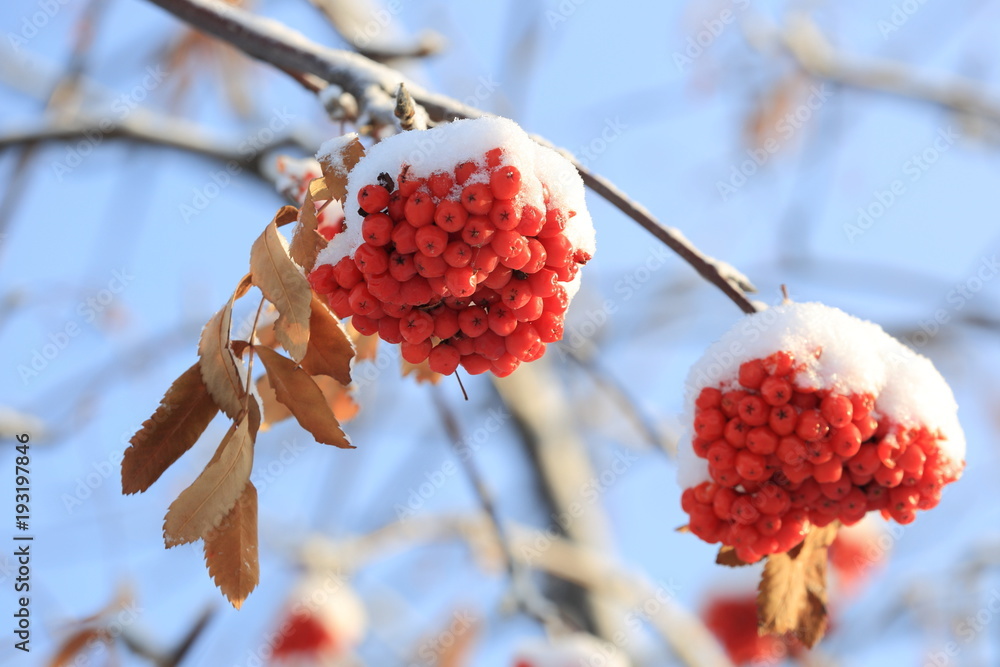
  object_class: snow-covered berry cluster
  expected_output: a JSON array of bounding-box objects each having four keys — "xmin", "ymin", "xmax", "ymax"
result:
[
  {"xmin": 679, "ymin": 303, "xmax": 964, "ymax": 563},
  {"xmin": 270, "ymin": 575, "xmax": 367, "ymax": 665},
  {"xmin": 308, "ymin": 117, "xmax": 595, "ymax": 377}
]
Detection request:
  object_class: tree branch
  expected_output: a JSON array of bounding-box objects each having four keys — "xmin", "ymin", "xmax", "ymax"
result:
[
  {"xmin": 142, "ymin": 0, "xmax": 759, "ymax": 314},
  {"xmin": 763, "ymin": 14, "xmax": 1000, "ymax": 129}
]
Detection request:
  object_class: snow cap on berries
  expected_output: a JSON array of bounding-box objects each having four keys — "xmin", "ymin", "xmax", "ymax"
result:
[
  {"xmin": 512, "ymin": 633, "xmax": 630, "ymax": 667},
  {"xmin": 678, "ymin": 302, "xmax": 964, "ymax": 563}
]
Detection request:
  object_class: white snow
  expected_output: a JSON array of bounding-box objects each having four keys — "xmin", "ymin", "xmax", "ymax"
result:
[
  {"xmin": 678, "ymin": 302, "xmax": 966, "ymax": 488},
  {"xmin": 314, "ymin": 117, "xmax": 596, "ymax": 295}
]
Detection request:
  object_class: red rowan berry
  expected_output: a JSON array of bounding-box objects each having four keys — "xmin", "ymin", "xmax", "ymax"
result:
[
  {"xmin": 707, "ymin": 441, "xmax": 736, "ymax": 469},
  {"xmin": 461, "ymin": 183, "xmax": 493, "ymax": 215},
  {"xmin": 490, "ymin": 352, "xmax": 520, "ymax": 377},
  {"xmin": 820, "ymin": 395, "xmax": 854, "ymax": 428},
  {"xmin": 796, "ymin": 409, "xmax": 830, "ymax": 442},
  {"xmin": 490, "ymin": 165, "xmax": 521, "ymax": 199},
  {"xmin": 432, "ymin": 307, "xmax": 460, "ymax": 340},
  {"xmin": 730, "ymin": 496, "xmax": 760, "ymax": 526},
  {"xmin": 738, "ymin": 359, "xmax": 767, "ymax": 390},
  {"xmin": 737, "ymin": 395, "xmax": 769, "ymax": 426},
  {"xmin": 332, "ymin": 256, "xmax": 363, "ymax": 289},
  {"xmin": 474, "ymin": 330, "xmax": 507, "ymax": 360},
  {"xmin": 830, "ymin": 423, "xmax": 862, "ymax": 458},
  {"xmin": 414, "ymin": 253, "xmax": 447, "ymax": 279},
  {"xmin": 762, "ymin": 350, "xmax": 794, "ymax": 376},
  {"xmin": 723, "ymin": 419, "xmax": 748, "ymax": 448},
  {"xmin": 745, "ymin": 427, "xmax": 778, "ymax": 455},
  {"xmin": 308, "ymin": 263, "xmax": 337, "ymax": 294},
  {"xmin": 696, "ymin": 387, "xmax": 724, "ymax": 410},
  {"xmin": 404, "ymin": 190, "xmax": 435, "ymax": 226},
  {"xmin": 489, "ymin": 200, "xmax": 520, "ymax": 230},
  {"xmin": 400, "ymin": 339, "xmax": 432, "ymax": 364},
  {"xmin": 812, "ymin": 458, "xmax": 843, "ymax": 484},
  {"xmin": 462, "ymin": 216, "xmax": 495, "ymax": 247},
  {"xmin": 534, "ymin": 311, "xmax": 563, "ymax": 343},
  {"xmin": 694, "ymin": 409, "xmax": 726, "ymax": 440},
  {"xmin": 378, "ymin": 316, "xmax": 403, "ymax": 344},
  {"xmin": 516, "ymin": 205, "xmax": 545, "ymax": 236},
  {"xmin": 756, "ymin": 515, "xmax": 782, "ymax": 537},
  {"xmin": 428, "ymin": 343, "xmax": 461, "ymax": 375},
  {"xmin": 454, "ymin": 161, "xmax": 477, "ymax": 184},
  {"xmin": 358, "ymin": 184, "xmax": 390, "ymax": 213},
  {"xmin": 760, "ymin": 376, "xmax": 792, "ymax": 406},
  {"xmin": 351, "ymin": 314, "xmax": 378, "ymax": 336},
  {"xmin": 428, "ymin": 171, "xmax": 454, "ymax": 198},
  {"xmin": 353, "ymin": 243, "xmax": 389, "ymax": 275},
  {"xmin": 735, "ymin": 450, "xmax": 768, "ymax": 481},
  {"xmin": 458, "ymin": 305, "xmax": 488, "ymax": 338},
  {"xmin": 460, "ymin": 354, "xmax": 493, "ymax": 375},
  {"xmin": 847, "ymin": 445, "xmax": 880, "ymax": 476}
]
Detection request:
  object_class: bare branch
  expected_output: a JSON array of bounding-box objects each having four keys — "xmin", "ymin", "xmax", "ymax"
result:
[
  {"xmin": 142, "ymin": 0, "xmax": 760, "ymax": 314},
  {"xmin": 763, "ymin": 14, "xmax": 1000, "ymax": 129}
]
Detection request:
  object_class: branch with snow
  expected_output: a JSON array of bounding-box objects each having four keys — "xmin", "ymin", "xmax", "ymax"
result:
[{"xmin": 144, "ymin": 0, "xmax": 760, "ymax": 314}]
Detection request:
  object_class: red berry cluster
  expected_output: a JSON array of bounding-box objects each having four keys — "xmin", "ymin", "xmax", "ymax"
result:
[
  {"xmin": 702, "ymin": 595, "xmax": 791, "ymax": 665},
  {"xmin": 272, "ymin": 609, "xmax": 337, "ymax": 659},
  {"xmin": 681, "ymin": 351, "xmax": 959, "ymax": 563},
  {"xmin": 308, "ymin": 148, "xmax": 591, "ymax": 377}
]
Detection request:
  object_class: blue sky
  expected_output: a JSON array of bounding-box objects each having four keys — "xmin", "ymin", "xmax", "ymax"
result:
[{"xmin": 2, "ymin": 0, "xmax": 1000, "ymax": 665}]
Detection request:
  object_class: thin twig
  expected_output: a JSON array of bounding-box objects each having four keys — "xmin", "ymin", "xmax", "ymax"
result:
[
  {"xmin": 429, "ymin": 387, "xmax": 567, "ymax": 632},
  {"xmin": 141, "ymin": 0, "xmax": 760, "ymax": 314}
]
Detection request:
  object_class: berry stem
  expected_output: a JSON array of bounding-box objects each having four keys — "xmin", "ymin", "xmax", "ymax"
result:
[{"xmin": 242, "ymin": 295, "xmax": 267, "ymax": 411}]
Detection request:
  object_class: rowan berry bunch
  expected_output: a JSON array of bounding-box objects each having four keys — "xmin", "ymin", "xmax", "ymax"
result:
[
  {"xmin": 702, "ymin": 594, "xmax": 791, "ymax": 665},
  {"xmin": 309, "ymin": 118, "xmax": 595, "ymax": 377},
  {"xmin": 679, "ymin": 303, "xmax": 965, "ymax": 564}
]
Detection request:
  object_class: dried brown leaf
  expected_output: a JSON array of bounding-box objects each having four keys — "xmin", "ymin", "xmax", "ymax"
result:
[
  {"xmin": 250, "ymin": 211, "xmax": 312, "ymax": 362},
  {"xmin": 272, "ymin": 204, "xmax": 299, "ymax": 228},
  {"xmin": 254, "ymin": 345, "xmax": 352, "ymax": 448},
  {"xmin": 256, "ymin": 373, "xmax": 292, "ymax": 429},
  {"xmin": 402, "ymin": 358, "xmax": 443, "ymax": 384},
  {"xmin": 757, "ymin": 523, "xmax": 838, "ymax": 648},
  {"xmin": 300, "ymin": 293, "xmax": 354, "ymax": 385},
  {"xmin": 48, "ymin": 627, "xmax": 110, "ymax": 667},
  {"xmin": 256, "ymin": 319, "xmax": 280, "ymax": 349},
  {"xmin": 318, "ymin": 134, "xmax": 364, "ymax": 203},
  {"xmin": 288, "ymin": 179, "xmax": 329, "ymax": 273},
  {"xmin": 163, "ymin": 415, "xmax": 255, "ymax": 547},
  {"xmin": 321, "ymin": 376, "xmax": 360, "ymax": 423},
  {"xmin": 198, "ymin": 275, "xmax": 252, "ymax": 420},
  {"xmin": 122, "ymin": 362, "xmax": 220, "ymax": 495},
  {"xmin": 204, "ymin": 481, "xmax": 259, "ymax": 609},
  {"xmin": 716, "ymin": 545, "xmax": 751, "ymax": 567}
]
